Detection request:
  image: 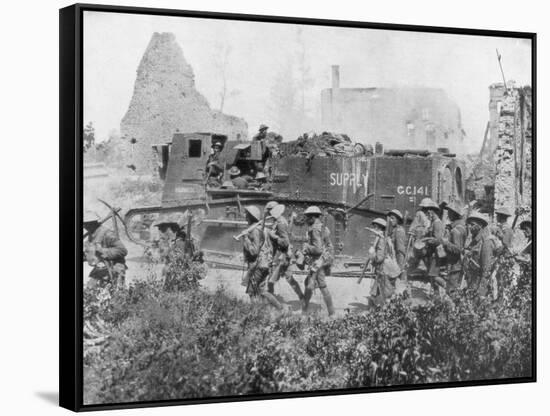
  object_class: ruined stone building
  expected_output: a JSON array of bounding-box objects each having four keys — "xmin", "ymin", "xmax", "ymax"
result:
[
  {"xmin": 121, "ymin": 32, "xmax": 248, "ymax": 171},
  {"xmin": 321, "ymin": 66, "xmax": 465, "ymax": 153},
  {"xmin": 469, "ymin": 82, "xmax": 532, "ymax": 216}
]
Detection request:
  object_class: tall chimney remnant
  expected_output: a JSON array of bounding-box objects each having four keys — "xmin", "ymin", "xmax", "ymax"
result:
[{"xmin": 331, "ymin": 65, "xmax": 340, "ymax": 90}]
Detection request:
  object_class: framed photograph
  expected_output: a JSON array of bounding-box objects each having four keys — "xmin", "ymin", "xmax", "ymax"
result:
[{"xmin": 60, "ymin": 3, "xmax": 536, "ymax": 411}]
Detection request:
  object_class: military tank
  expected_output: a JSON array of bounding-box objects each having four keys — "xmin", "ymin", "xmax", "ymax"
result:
[{"xmin": 124, "ymin": 132, "xmax": 467, "ymax": 277}]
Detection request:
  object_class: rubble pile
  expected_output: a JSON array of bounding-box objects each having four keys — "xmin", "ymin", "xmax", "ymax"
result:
[{"xmin": 278, "ymin": 131, "xmax": 364, "ymax": 157}]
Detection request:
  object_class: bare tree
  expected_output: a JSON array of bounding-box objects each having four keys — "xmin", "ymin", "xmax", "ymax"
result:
[{"xmin": 213, "ymin": 42, "xmax": 240, "ymax": 113}]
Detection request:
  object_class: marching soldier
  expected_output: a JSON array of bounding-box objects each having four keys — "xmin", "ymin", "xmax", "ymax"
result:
[
  {"xmin": 154, "ymin": 214, "xmax": 204, "ymax": 290},
  {"xmin": 388, "ymin": 209, "xmax": 408, "ymax": 282},
  {"xmin": 442, "ymin": 202, "xmax": 467, "ymax": 292},
  {"xmin": 419, "ymin": 198, "xmax": 446, "ymax": 295},
  {"xmin": 301, "ymin": 206, "xmax": 335, "ymax": 316},
  {"xmin": 241, "ymin": 205, "xmax": 284, "ymax": 310},
  {"xmin": 492, "ymin": 207, "xmax": 514, "ymax": 253},
  {"xmin": 464, "ymin": 211, "xmax": 495, "ymax": 296},
  {"xmin": 83, "ymin": 211, "xmax": 128, "ymax": 290},
  {"xmin": 368, "ymin": 218, "xmax": 395, "ymax": 304},
  {"xmin": 265, "ymin": 202, "xmax": 305, "ymax": 302}
]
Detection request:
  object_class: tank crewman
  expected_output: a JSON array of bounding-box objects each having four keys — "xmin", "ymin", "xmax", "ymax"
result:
[
  {"xmin": 442, "ymin": 203, "xmax": 467, "ymax": 292},
  {"xmin": 255, "ymin": 172, "xmax": 270, "ymax": 191},
  {"xmin": 420, "ymin": 198, "xmax": 447, "ymax": 295},
  {"xmin": 301, "ymin": 206, "xmax": 335, "ymax": 316},
  {"xmin": 83, "ymin": 211, "xmax": 128, "ymax": 290},
  {"xmin": 229, "ymin": 166, "xmax": 248, "ymax": 189},
  {"xmin": 492, "ymin": 207, "xmax": 514, "ymax": 253},
  {"xmin": 241, "ymin": 205, "xmax": 283, "ymax": 310},
  {"xmin": 388, "ymin": 209, "xmax": 407, "ymax": 282},
  {"xmin": 368, "ymin": 218, "xmax": 395, "ymax": 304},
  {"xmin": 205, "ymin": 142, "xmax": 224, "ymax": 186},
  {"xmin": 265, "ymin": 202, "xmax": 305, "ymax": 302},
  {"xmin": 464, "ymin": 211, "xmax": 495, "ymax": 296},
  {"xmin": 253, "ymin": 124, "xmax": 269, "ymax": 141}
]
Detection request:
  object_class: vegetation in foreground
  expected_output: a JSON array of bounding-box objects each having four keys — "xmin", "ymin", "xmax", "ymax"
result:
[{"xmin": 83, "ymin": 258, "xmax": 532, "ymax": 404}]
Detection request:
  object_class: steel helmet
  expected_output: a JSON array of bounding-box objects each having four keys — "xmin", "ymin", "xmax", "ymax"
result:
[
  {"xmin": 388, "ymin": 209, "xmax": 403, "ymax": 222},
  {"xmin": 372, "ymin": 218, "xmax": 387, "ymax": 229},
  {"xmin": 255, "ymin": 172, "xmax": 267, "ymax": 180},
  {"xmin": 446, "ymin": 202, "xmax": 463, "ymax": 218},
  {"xmin": 466, "ymin": 211, "xmax": 489, "ymax": 227},
  {"xmin": 495, "ymin": 207, "xmax": 512, "ymax": 217},
  {"xmin": 519, "ymin": 219, "xmax": 532, "ymax": 230},
  {"xmin": 304, "ymin": 206, "xmax": 322, "ymax": 216},
  {"xmin": 265, "ymin": 201, "xmax": 278, "ymax": 210},
  {"xmin": 244, "ymin": 205, "xmax": 261, "ymax": 221},
  {"xmin": 212, "ymin": 141, "xmax": 223, "ymax": 149},
  {"xmin": 419, "ymin": 198, "xmax": 439, "ymax": 210},
  {"xmin": 83, "ymin": 210, "xmax": 100, "ymax": 223},
  {"xmin": 220, "ymin": 180, "xmax": 235, "ymax": 189},
  {"xmin": 270, "ymin": 204, "xmax": 285, "ymax": 219},
  {"xmin": 259, "ymin": 124, "xmax": 269, "ymax": 131},
  {"xmin": 228, "ymin": 166, "xmax": 241, "ymax": 176}
]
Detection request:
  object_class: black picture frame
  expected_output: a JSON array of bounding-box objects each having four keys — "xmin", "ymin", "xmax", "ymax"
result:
[{"xmin": 60, "ymin": 3, "xmax": 536, "ymax": 412}]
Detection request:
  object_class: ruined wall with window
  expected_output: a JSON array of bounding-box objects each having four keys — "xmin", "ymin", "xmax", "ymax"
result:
[
  {"xmin": 468, "ymin": 83, "xmax": 532, "ymax": 216},
  {"xmin": 320, "ymin": 66, "xmax": 465, "ymax": 153}
]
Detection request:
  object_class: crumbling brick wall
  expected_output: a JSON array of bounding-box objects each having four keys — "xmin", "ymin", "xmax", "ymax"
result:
[{"xmin": 120, "ymin": 32, "xmax": 248, "ymax": 172}]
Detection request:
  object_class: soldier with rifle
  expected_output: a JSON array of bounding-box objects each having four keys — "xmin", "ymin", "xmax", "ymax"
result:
[
  {"xmin": 366, "ymin": 218, "xmax": 396, "ymax": 304},
  {"xmin": 239, "ymin": 205, "xmax": 284, "ymax": 310},
  {"xmin": 492, "ymin": 207, "xmax": 514, "ymax": 253},
  {"xmin": 83, "ymin": 210, "xmax": 128, "ymax": 290},
  {"xmin": 442, "ymin": 202, "xmax": 467, "ymax": 292},
  {"xmin": 463, "ymin": 211, "xmax": 495, "ymax": 296},
  {"xmin": 300, "ymin": 206, "xmax": 335, "ymax": 316},
  {"xmin": 419, "ymin": 198, "xmax": 447, "ymax": 296},
  {"xmin": 388, "ymin": 209, "xmax": 408, "ymax": 283},
  {"xmin": 265, "ymin": 202, "xmax": 305, "ymax": 302}
]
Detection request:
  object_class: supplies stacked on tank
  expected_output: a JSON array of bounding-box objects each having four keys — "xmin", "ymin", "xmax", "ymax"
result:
[{"xmin": 278, "ymin": 132, "xmax": 368, "ymax": 157}]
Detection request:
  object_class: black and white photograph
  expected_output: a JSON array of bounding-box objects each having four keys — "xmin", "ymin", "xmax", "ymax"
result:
[{"xmin": 66, "ymin": 4, "xmax": 534, "ymax": 409}]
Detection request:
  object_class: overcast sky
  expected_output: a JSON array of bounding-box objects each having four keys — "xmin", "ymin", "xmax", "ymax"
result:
[{"xmin": 83, "ymin": 11, "xmax": 532, "ymax": 150}]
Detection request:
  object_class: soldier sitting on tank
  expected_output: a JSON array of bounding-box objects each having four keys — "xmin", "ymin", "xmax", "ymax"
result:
[
  {"xmin": 265, "ymin": 202, "xmax": 304, "ymax": 302},
  {"xmin": 83, "ymin": 211, "xmax": 128, "ymax": 290},
  {"xmin": 300, "ymin": 206, "xmax": 335, "ymax": 316},
  {"xmin": 253, "ymin": 124, "xmax": 269, "ymax": 141},
  {"xmin": 228, "ymin": 166, "xmax": 248, "ymax": 189},
  {"xmin": 240, "ymin": 205, "xmax": 284, "ymax": 311},
  {"xmin": 254, "ymin": 172, "xmax": 270, "ymax": 191},
  {"xmin": 205, "ymin": 161, "xmax": 223, "ymax": 188}
]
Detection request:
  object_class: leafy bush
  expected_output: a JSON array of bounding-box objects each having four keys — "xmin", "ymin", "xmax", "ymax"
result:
[{"xmin": 83, "ymin": 259, "xmax": 532, "ymax": 404}]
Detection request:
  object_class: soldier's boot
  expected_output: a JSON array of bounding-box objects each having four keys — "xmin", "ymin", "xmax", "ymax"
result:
[
  {"xmin": 320, "ymin": 287, "xmax": 335, "ymax": 316},
  {"xmin": 262, "ymin": 292, "xmax": 284, "ymax": 311},
  {"xmin": 302, "ymin": 288, "xmax": 313, "ymax": 313},
  {"xmin": 287, "ymin": 276, "xmax": 304, "ymax": 300}
]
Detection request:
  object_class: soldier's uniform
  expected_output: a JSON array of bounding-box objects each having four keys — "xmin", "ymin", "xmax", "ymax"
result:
[
  {"xmin": 84, "ymin": 220, "xmax": 128, "ymax": 290},
  {"xmin": 388, "ymin": 209, "xmax": 408, "ymax": 282},
  {"xmin": 444, "ymin": 217, "xmax": 467, "ymax": 292},
  {"xmin": 465, "ymin": 212, "xmax": 495, "ymax": 296},
  {"xmin": 266, "ymin": 204, "xmax": 304, "ymax": 300},
  {"xmin": 491, "ymin": 207, "xmax": 514, "ymax": 254},
  {"xmin": 253, "ymin": 124, "xmax": 269, "ymax": 141},
  {"xmin": 369, "ymin": 222, "xmax": 395, "ymax": 303},
  {"xmin": 242, "ymin": 206, "xmax": 283, "ymax": 310},
  {"xmin": 302, "ymin": 206, "xmax": 335, "ymax": 316}
]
